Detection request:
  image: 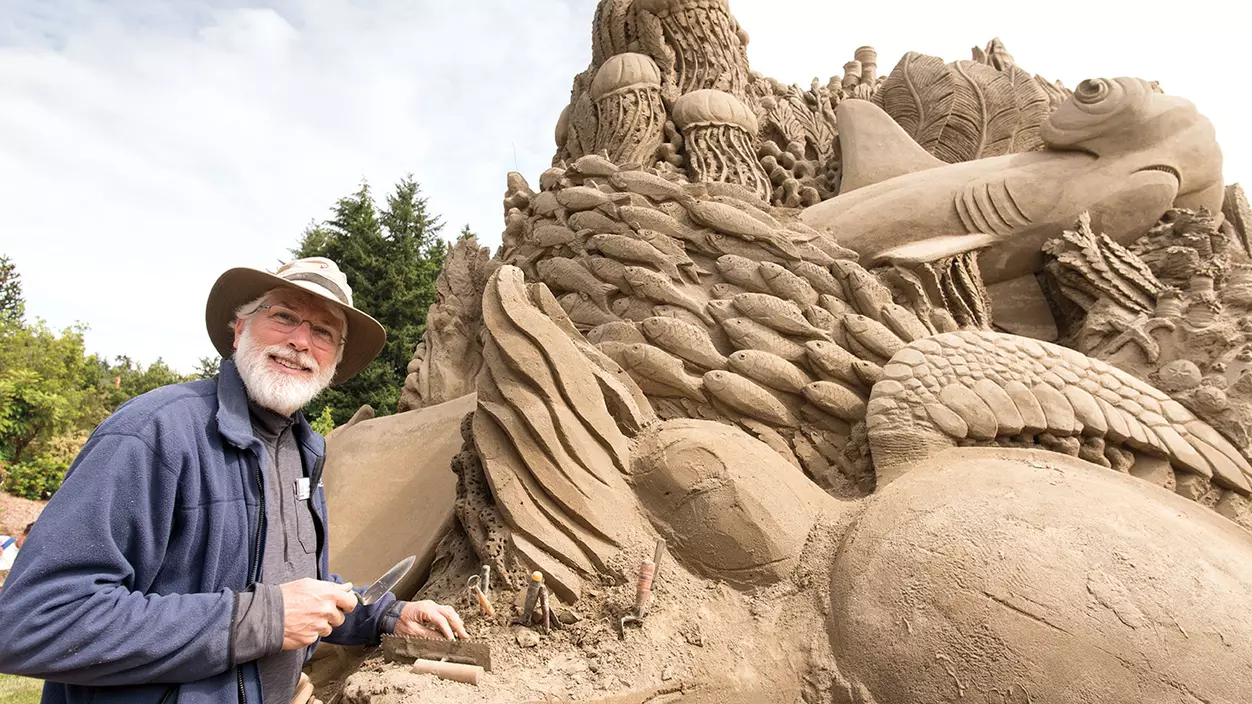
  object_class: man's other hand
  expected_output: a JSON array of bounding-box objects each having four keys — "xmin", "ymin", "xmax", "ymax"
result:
[
  {"xmin": 279, "ymin": 578, "xmax": 357, "ymax": 650},
  {"xmin": 395, "ymin": 600, "xmax": 469, "ymax": 641}
]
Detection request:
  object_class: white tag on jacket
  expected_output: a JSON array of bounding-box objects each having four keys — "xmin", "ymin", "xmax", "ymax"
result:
[{"xmin": 296, "ymin": 477, "xmax": 311, "ymax": 501}]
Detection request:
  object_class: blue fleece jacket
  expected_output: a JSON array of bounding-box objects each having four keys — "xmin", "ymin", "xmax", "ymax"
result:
[{"xmin": 0, "ymin": 360, "xmax": 395, "ymax": 704}]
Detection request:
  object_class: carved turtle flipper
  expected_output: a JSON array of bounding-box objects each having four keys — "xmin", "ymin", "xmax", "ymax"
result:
[{"xmin": 865, "ymin": 330, "xmax": 1252, "ymax": 503}]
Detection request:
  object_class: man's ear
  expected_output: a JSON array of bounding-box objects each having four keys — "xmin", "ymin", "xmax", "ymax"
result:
[{"xmin": 233, "ymin": 318, "xmax": 246, "ymax": 351}]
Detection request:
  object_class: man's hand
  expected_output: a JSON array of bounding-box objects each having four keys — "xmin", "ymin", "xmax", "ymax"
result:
[
  {"xmin": 279, "ymin": 578, "xmax": 357, "ymax": 650},
  {"xmin": 395, "ymin": 600, "xmax": 469, "ymax": 641}
]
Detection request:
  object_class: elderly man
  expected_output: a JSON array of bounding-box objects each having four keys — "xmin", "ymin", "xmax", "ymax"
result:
[{"xmin": 0, "ymin": 257, "xmax": 466, "ymax": 704}]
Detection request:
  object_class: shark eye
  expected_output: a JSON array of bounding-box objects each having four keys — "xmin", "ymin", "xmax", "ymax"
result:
[{"xmin": 1075, "ymin": 79, "xmax": 1110, "ymax": 105}]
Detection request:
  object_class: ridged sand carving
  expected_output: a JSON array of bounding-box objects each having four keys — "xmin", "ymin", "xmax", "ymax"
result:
[{"xmin": 352, "ymin": 2, "xmax": 1252, "ymax": 701}]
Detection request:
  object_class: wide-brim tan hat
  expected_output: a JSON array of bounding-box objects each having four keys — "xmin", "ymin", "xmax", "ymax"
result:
[{"xmin": 205, "ymin": 257, "xmax": 386, "ymax": 385}]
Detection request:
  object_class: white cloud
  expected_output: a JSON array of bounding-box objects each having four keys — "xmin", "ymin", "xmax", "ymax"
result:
[{"xmin": 1, "ymin": 0, "xmax": 1248, "ymax": 372}]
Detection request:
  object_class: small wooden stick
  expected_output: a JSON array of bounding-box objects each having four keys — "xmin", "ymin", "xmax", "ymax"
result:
[
  {"xmin": 472, "ymin": 585, "xmax": 496, "ymax": 617},
  {"xmin": 411, "ymin": 658, "xmax": 484, "ymax": 686}
]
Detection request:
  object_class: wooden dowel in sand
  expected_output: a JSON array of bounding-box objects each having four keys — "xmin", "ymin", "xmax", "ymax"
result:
[{"xmin": 410, "ymin": 658, "xmax": 484, "ymax": 686}]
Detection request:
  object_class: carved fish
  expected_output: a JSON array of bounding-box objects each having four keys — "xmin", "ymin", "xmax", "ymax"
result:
[
  {"xmin": 843, "ymin": 314, "xmax": 906, "ymax": 359},
  {"xmin": 722, "ymin": 317, "xmax": 807, "ymax": 362},
  {"xmin": 804, "ymin": 305, "xmax": 847, "ymax": 347},
  {"xmin": 556, "ymin": 186, "xmax": 631, "ymax": 212},
  {"xmin": 623, "ymin": 266, "xmax": 712, "ymax": 324},
  {"xmin": 707, "ymin": 195, "xmax": 784, "ymax": 229},
  {"xmin": 686, "ymin": 200, "xmax": 803, "ymax": 258},
  {"xmin": 805, "ymin": 340, "xmax": 869, "ymax": 389},
  {"xmin": 788, "ymin": 241, "xmax": 835, "ymax": 265},
  {"xmin": 760, "ymin": 262, "xmax": 820, "ymax": 307},
  {"xmin": 532, "ymin": 223, "xmax": 578, "ymax": 248},
  {"xmin": 715, "ymin": 255, "xmax": 771, "ymax": 293},
  {"xmin": 599, "ymin": 342, "xmax": 706, "ymax": 401},
  {"xmin": 538, "ymin": 166, "xmax": 568, "ymax": 192},
  {"xmin": 559, "ymin": 292, "xmax": 621, "ymax": 328},
  {"xmin": 731, "ymin": 293, "xmax": 831, "ymax": 340},
  {"xmin": 708, "ymin": 232, "xmax": 785, "ymax": 264},
  {"xmin": 587, "ymin": 321, "xmax": 645, "ymax": 345},
  {"xmin": 804, "ymin": 304, "xmax": 839, "ymax": 333},
  {"xmin": 611, "ymin": 296, "xmax": 656, "ymax": 322},
  {"xmin": 650, "ymin": 304, "xmax": 710, "ymax": 330},
  {"xmin": 530, "ymin": 191, "xmax": 564, "ymax": 219},
  {"xmin": 641, "ymin": 316, "xmax": 728, "ymax": 370},
  {"xmin": 880, "ymin": 303, "xmax": 931, "ymax": 342},
  {"xmin": 634, "ymin": 228, "xmax": 701, "ymax": 282},
  {"xmin": 700, "ymin": 181, "xmax": 769, "ymax": 204},
  {"xmin": 801, "ymin": 80, "xmax": 1225, "ymax": 284},
  {"xmin": 703, "ymin": 370, "xmax": 799, "ymax": 427},
  {"xmin": 569, "ymin": 210, "xmax": 633, "ymax": 235},
  {"xmin": 582, "ymin": 255, "xmax": 633, "ymax": 294},
  {"xmin": 608, "ymin": 170, "xmax": 692, "ymax": 203},
  {"xmin": 819, "ymin": 294, "xmax": 855, "ymax": 318},
  {"xmin": 707, "ymin": 299, "xmax": 738, "ymax": 325},
  {"xmin": 618, "ymin": 205, "xmax": 717, "ymax": 254},
  {"xmin": 588, "ymin": 234, "xmax": 682, "ymax": 280},
  {"xmin": 711, "ymin": 283, "xmax": 746, "ymax": 299},
  {"xmin": 789, "ymin": 231, "xmax": 860, "ymax": 261},
  {"xmin": 728, "ymin": 349, "xmax": 815, "ymax": 394},
  {"xmin": 788, "ymin": 261, "xmax": 846, "ymax": 297},
  {"xmin": 536, "ymin": 258, "xmax": 617, "ymax": 308},
  {"xmin": 830, "ymin": 261, "xmax": 893, "ymax": 320},
  {"xmin": 571, "ymin": 153, "xmax": 619, "ymax": 177},
  {"xmin": 802, "ymin": 381, "xmax": 867, "ymax": 421}
]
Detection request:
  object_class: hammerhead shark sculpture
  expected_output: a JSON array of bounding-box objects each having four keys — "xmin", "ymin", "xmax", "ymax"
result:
[{"xmin": 800, "ymin": 77, "xmax": 1224, "ymax": 285}]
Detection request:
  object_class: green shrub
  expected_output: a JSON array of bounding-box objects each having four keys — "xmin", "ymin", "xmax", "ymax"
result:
[
  {"xmin": 310, "ymin": 406, "xmax": 335, "ymax": 436},
  {"xmin": 0, "ymin": 672, "xmax": 44, "ymax": 703},
  {"xmin": 1, "ymin": 455, "xmax": 69, "ymax": 500}
]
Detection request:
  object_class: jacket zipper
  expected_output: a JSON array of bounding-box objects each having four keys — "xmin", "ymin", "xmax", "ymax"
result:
[{"xmin": 239, "ymin": 458, "xmax": 267, "ymax": 704}]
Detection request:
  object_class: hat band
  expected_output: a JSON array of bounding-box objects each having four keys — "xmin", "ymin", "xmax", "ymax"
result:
[{"xmin": 284, "ymin": 272, "xmax": 351, "ymax": 306}]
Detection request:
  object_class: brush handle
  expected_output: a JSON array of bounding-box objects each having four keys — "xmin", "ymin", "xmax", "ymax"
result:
[
  {"xmin": 634, "ymin": 560, "xmax": 656, "ymax": 616},
  {"xmin": 411, "ymin": 658, "xmax": 484, "ymax": 686}
]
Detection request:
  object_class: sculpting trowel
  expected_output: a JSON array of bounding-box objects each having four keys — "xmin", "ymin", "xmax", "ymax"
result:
[{"xmin": 358, "ymin": 555, "xmax": 416, "ymax": 606}]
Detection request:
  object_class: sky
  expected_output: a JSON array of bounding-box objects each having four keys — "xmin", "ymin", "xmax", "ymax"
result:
[{"xmin": 2, "ymin": 0, "xmax": 1250, "ymax": 373}]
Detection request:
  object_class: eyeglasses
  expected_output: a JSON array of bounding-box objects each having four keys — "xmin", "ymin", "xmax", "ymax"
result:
[{"xmin": 252, "ymin": 304, "xmax": 345, "ymax": 350}]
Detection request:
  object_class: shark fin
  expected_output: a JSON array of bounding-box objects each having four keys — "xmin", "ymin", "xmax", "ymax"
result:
[
  {"xmin": 876, "ymin": 234, "xmax": 1000, "ymax": 265},
  {"xmin": 836, "ymin": 99, "xmax": 947, "ymax": 193}
]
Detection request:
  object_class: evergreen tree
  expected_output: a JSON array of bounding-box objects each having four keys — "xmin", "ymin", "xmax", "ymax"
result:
[
  {"xmin": 293, "ymin": 177, "xmax": 446, "ymax": 424},
  {"xmin": 0, "ymin": 255, "xmax": 25, "ymax": 326},
  {"xmin": 193, "ymin": 356, "xmax": 220, "ymax": 380},
  {"xmin": 458, "ymin": 224, "xmax": 476, "ymax": 241}
]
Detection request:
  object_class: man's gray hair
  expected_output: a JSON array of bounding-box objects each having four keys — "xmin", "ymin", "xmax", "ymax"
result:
[{"xmin": 231, "ymin": 288, "xmax": 348, "ymax": 363}]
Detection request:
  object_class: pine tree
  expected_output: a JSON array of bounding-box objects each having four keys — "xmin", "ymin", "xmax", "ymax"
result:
[
  {"xmin": 0, "ymin": 255, "xmax": 25, "ymax": 326},
  {"xmin": 293, "ymin": 177, "xmax": 446, "ymax": 424}
]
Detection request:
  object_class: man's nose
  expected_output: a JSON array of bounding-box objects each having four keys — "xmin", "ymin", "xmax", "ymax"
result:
[{"xmin": 285, "ymin": 321, "xmax": 315, "ymax": 349}]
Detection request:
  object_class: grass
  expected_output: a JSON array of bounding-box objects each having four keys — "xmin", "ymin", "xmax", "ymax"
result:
[{"xmin": 0, "ymin": 673, "xmax": 41, "ymax": 704}]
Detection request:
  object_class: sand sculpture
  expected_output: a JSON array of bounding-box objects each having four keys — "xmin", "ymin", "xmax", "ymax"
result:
[{"xmin": 327, "ymin": 2, "xmax": 1252, "ymax": 701}]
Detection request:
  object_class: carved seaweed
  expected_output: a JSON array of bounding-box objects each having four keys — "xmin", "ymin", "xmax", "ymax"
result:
[
  {"xmin": 873, "ymin": 52, "xmax": 954, "ymax": 155},
  {"xmin": 875, "ymin": 51, "xmax": 1049, "ymax": 163},
  {"xmin": 1043, "ymin": 212, "xmax": 1163, "ymax": 316},
  {"xmin": 473, "ymin": 266, "xmax": 653, "ymax": 601}
]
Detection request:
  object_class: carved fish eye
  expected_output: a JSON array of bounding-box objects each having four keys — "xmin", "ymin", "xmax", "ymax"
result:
[{"xmin": 1075, "ymin": 78, "xmax": 1110, "ymax": 104}]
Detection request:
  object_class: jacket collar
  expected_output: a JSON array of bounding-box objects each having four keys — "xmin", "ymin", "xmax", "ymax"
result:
[{"xmin": 215, "ymin": 359, "xmax": 325, "ymax": 457}]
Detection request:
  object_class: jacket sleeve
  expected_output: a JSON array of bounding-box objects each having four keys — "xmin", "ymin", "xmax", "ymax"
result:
[
  {"xmin": 321, "ymin": 573, "xmax": 397, "ymax": 646},
  {"xmin": 0, "ymin": 433, "xmax": 236, "ymax": 685}
]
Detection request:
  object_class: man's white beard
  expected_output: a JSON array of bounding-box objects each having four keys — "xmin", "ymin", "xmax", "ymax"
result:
[{"xmin": 234, "ymin": 324, "xmax": 336, "ymax": 416}]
